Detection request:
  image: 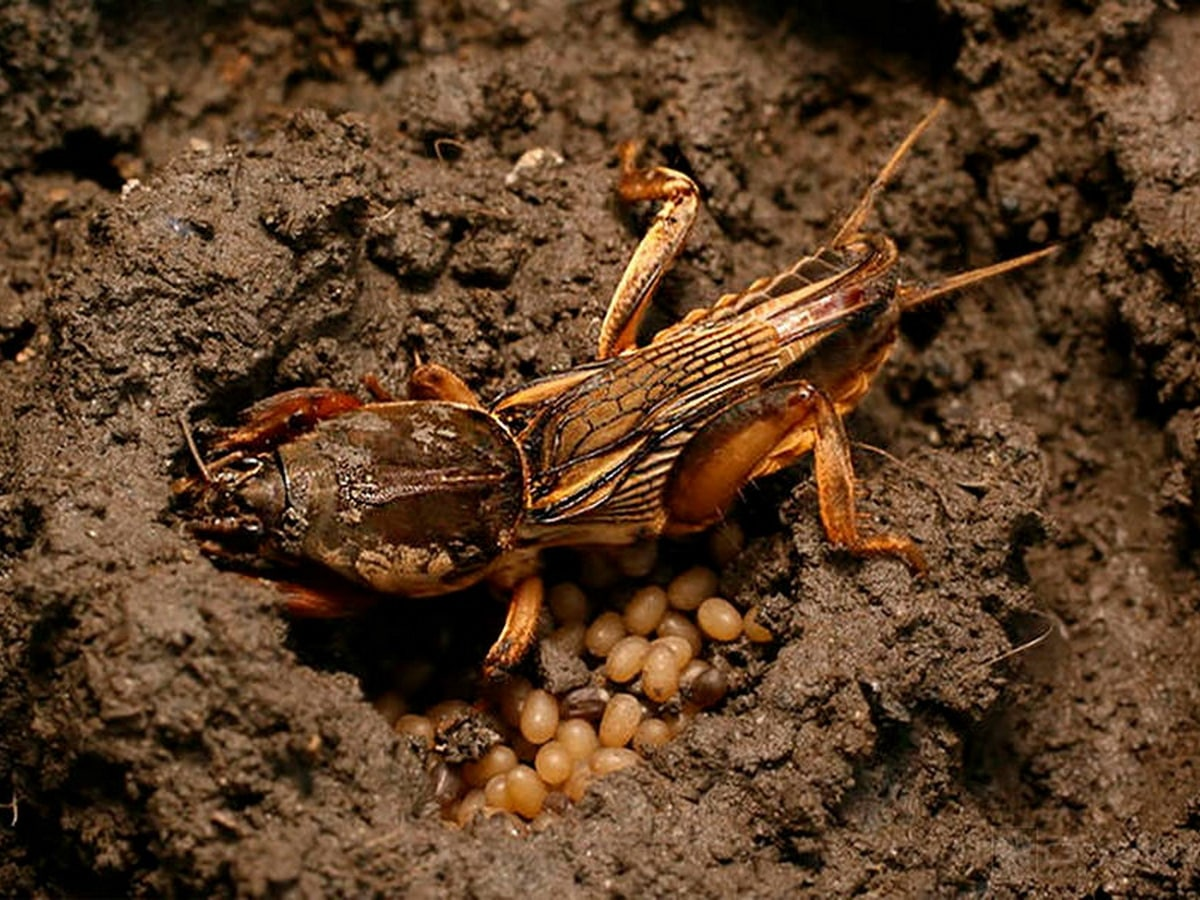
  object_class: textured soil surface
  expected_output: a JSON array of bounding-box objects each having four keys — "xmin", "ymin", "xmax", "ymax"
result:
[{"xmin": 3, "ymin": 0, "xmax": 1200, "ymax": 895}]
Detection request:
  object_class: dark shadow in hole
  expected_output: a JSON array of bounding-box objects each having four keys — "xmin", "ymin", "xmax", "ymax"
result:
[
  {"xmin": 739, "ymin": 0, "xmax": 961, "ymax": 81},
  {"xmin": 284, "ymin": 580, "xmax": 508, "ymax": 710},
  {"xmin": 280, "ymin": 529, "xmax": 756, "ymax": 715},
  {"xmin": 35, "ymin": 129, "xmax": 128, "ymax": 192}
]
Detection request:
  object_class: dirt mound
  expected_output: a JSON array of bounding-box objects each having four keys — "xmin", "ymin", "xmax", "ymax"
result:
[{"xmin": 2, "ymin": 1, "xmax": 1198, "ymax": 895}]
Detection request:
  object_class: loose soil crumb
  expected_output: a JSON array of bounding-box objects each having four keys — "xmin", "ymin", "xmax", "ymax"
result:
[{"xmin": 3, "ymin": 1, "xmax": 1200, "ymax": 896}]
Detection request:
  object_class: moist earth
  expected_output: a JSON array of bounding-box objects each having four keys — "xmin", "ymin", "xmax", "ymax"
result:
[{"xmin": 2, "ymin": 1, "xmax": 1199, "ymax": 896}]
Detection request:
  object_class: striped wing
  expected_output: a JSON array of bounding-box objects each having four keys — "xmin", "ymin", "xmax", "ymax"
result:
[
  {"xmin": 653, "ymin": 237, "xmax": 897, "ymax": 371},
  {"xmin": 514, "ymin": 317, "xmax": 780, "ymax": 529},
  {"xmin": 497, "ymin": 235, "xmax": 897, "ymax": 538}
]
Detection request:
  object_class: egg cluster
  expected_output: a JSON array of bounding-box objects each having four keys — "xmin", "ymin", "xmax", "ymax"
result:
[{"xmin": 374, "ymin": 520, "xmax": 771, "ymax": 825}]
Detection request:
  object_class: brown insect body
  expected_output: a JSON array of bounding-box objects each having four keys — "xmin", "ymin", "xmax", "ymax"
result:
[
  {"xmin": 183, "ymin": 401, "xmax": 529, "ymax": 596},
  {"xmin": 274, "ymin": 402, "xmax": 526, "ymax": 596},
  {"xmin": 177, "ymin": 102, "xmax": 1053, "ymax": 675},
  {"xmin": 495, "ymin": 249, "xmax": 885, "ymax": 529}
]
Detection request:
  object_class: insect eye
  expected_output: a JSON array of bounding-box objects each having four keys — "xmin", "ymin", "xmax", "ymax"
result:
[{"xmin": 212, "ymin": 454, "xmax": 265, "ymax": 489}]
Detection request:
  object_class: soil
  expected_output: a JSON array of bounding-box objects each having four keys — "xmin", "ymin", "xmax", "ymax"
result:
[{"xmin": 2, "ymin": 0, "xmax": 1199, "ymax": 896}]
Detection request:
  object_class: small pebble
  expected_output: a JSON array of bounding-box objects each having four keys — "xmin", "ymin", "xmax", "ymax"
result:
[
  {"xmin": 548, "ymin": 582, "xmax": 589, "ymax": 623},
  {"xmin": 560, "ymin": 686, "xmax": 609, "ymax": 721},
  {"xmin": 605, "ymin": 635, "xmax": 651, "ymax": 683},
  {"xmin": 667, "ymin": 566, "xmax": 718, "ymax": 611},
  {"xmin": 556, "ymin": 718, "xmax": 600, "ymax": 761},
  {"xmin": 599, "ymin": 693, "xmax": 642, "ymax": 748},
  {"xmin": 682, "ymin": 661, "xmax": 728, "ymax": 709},
  {"xmin": 463, "ymin": 744, "xmax": 518, "ymax": 788},
  {"xmin": 657, "ymin": 611, "xmax": 703, "ymax": 656},
  {"xmin": 623, "ymin": 585, "xmax": 668, "ymax": 635},
  {"xmin": 743, "ymin": 605, "xmax": 773, "ymax": 643},
  {"xmin": 563, "ymin": 761, "xmax": 593, "ymax": 802},
  {"xmin": 590, "ymin": 747, "xmax": 641, "ymax": 775},
  {"xmin": 616, "ymin": 541, "xmax": 658, "ymax": 578},
  {"xmin": 641, "ymin": 642, "xmax": 682, "ymax": 703},
  {"xmin": 534, "ymin": 741, "xmax": 573, "ymax": 786},
  {"xmin": 395, "ymin": 714, "xmax": 434, "ymax": 748},
  {"xmin": 633, "ymin": 718, "xmax": 673, "ymax": 753},
  {"xmin": 679, "ymin": 659, "xmax": 708, "ymax": 694},
  {"xmin": 456, "ymin": 789, "xmax": 486, "ymax": 827},
  {"xmin": 484, "ymin": 772, "xmax": 511, "ymax": 811},
  {"xmin": 520, "ymin": 689, "xmax": 560, "ymax": 745},
  {"xmin": 697, "ymin": 596, "xmax": 742, "ymax": 641},
  {"xmin": 498, "ymin": 676, "xmax": 532, "ymax": 728},
  {"xmin": 708, "ymin": 520, "xmax": 745, "ymax": 567},
  {"xmin": 584, "ymin": 611, "xmax": 627, "ymax": 657},
  {"xmin": 506, "ymin": 764, "xmax": 548, "ymax": 818}
]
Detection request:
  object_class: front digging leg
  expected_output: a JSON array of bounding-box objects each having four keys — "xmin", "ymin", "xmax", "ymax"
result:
[
  {"xmin": 209, "ymin": 386, "xmax": 365, "ymax": 454},
  {"xmin": 482, "ymin": 576, "xmax": 545, "ymax": 679},
  {"xmin": 407, "ymin": 361, "xmax": 484, "ymax": 407}
]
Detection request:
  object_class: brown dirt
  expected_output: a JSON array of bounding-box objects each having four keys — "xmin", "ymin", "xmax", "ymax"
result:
[{"xmin": 2, "ymin": 0, "xmax": 1199, "ymax": 895}]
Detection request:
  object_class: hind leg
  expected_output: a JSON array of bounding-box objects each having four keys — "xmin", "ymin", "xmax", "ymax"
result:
[
  {"xmin": 598, "ymin": 142, "xmax": 701, "ymax": 359},
  {"xmin": 666, "ymin": 381, "xmax": 926, "ymax": 574}
]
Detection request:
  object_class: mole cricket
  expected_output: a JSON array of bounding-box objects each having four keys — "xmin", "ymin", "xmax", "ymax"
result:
[{"xmin": 175, "ymin": 101, "xmax": 1054, "ymax": 676}]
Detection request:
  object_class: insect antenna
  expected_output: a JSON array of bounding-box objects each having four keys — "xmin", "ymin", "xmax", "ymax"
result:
[
  {"xmin": 178, "ymin": 413, "xmax": 212, "ymax": 484},
  {"xmin": 830, "ymin": 99, "xmax": 948, "ymax": 247},
  {"xmin": 969, "ymin": 609, "xmax": 1065, "ymax": 671},
  {"xmin": 896, "ymin": 245, "xmax": 1058, "ymax": 312}
]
